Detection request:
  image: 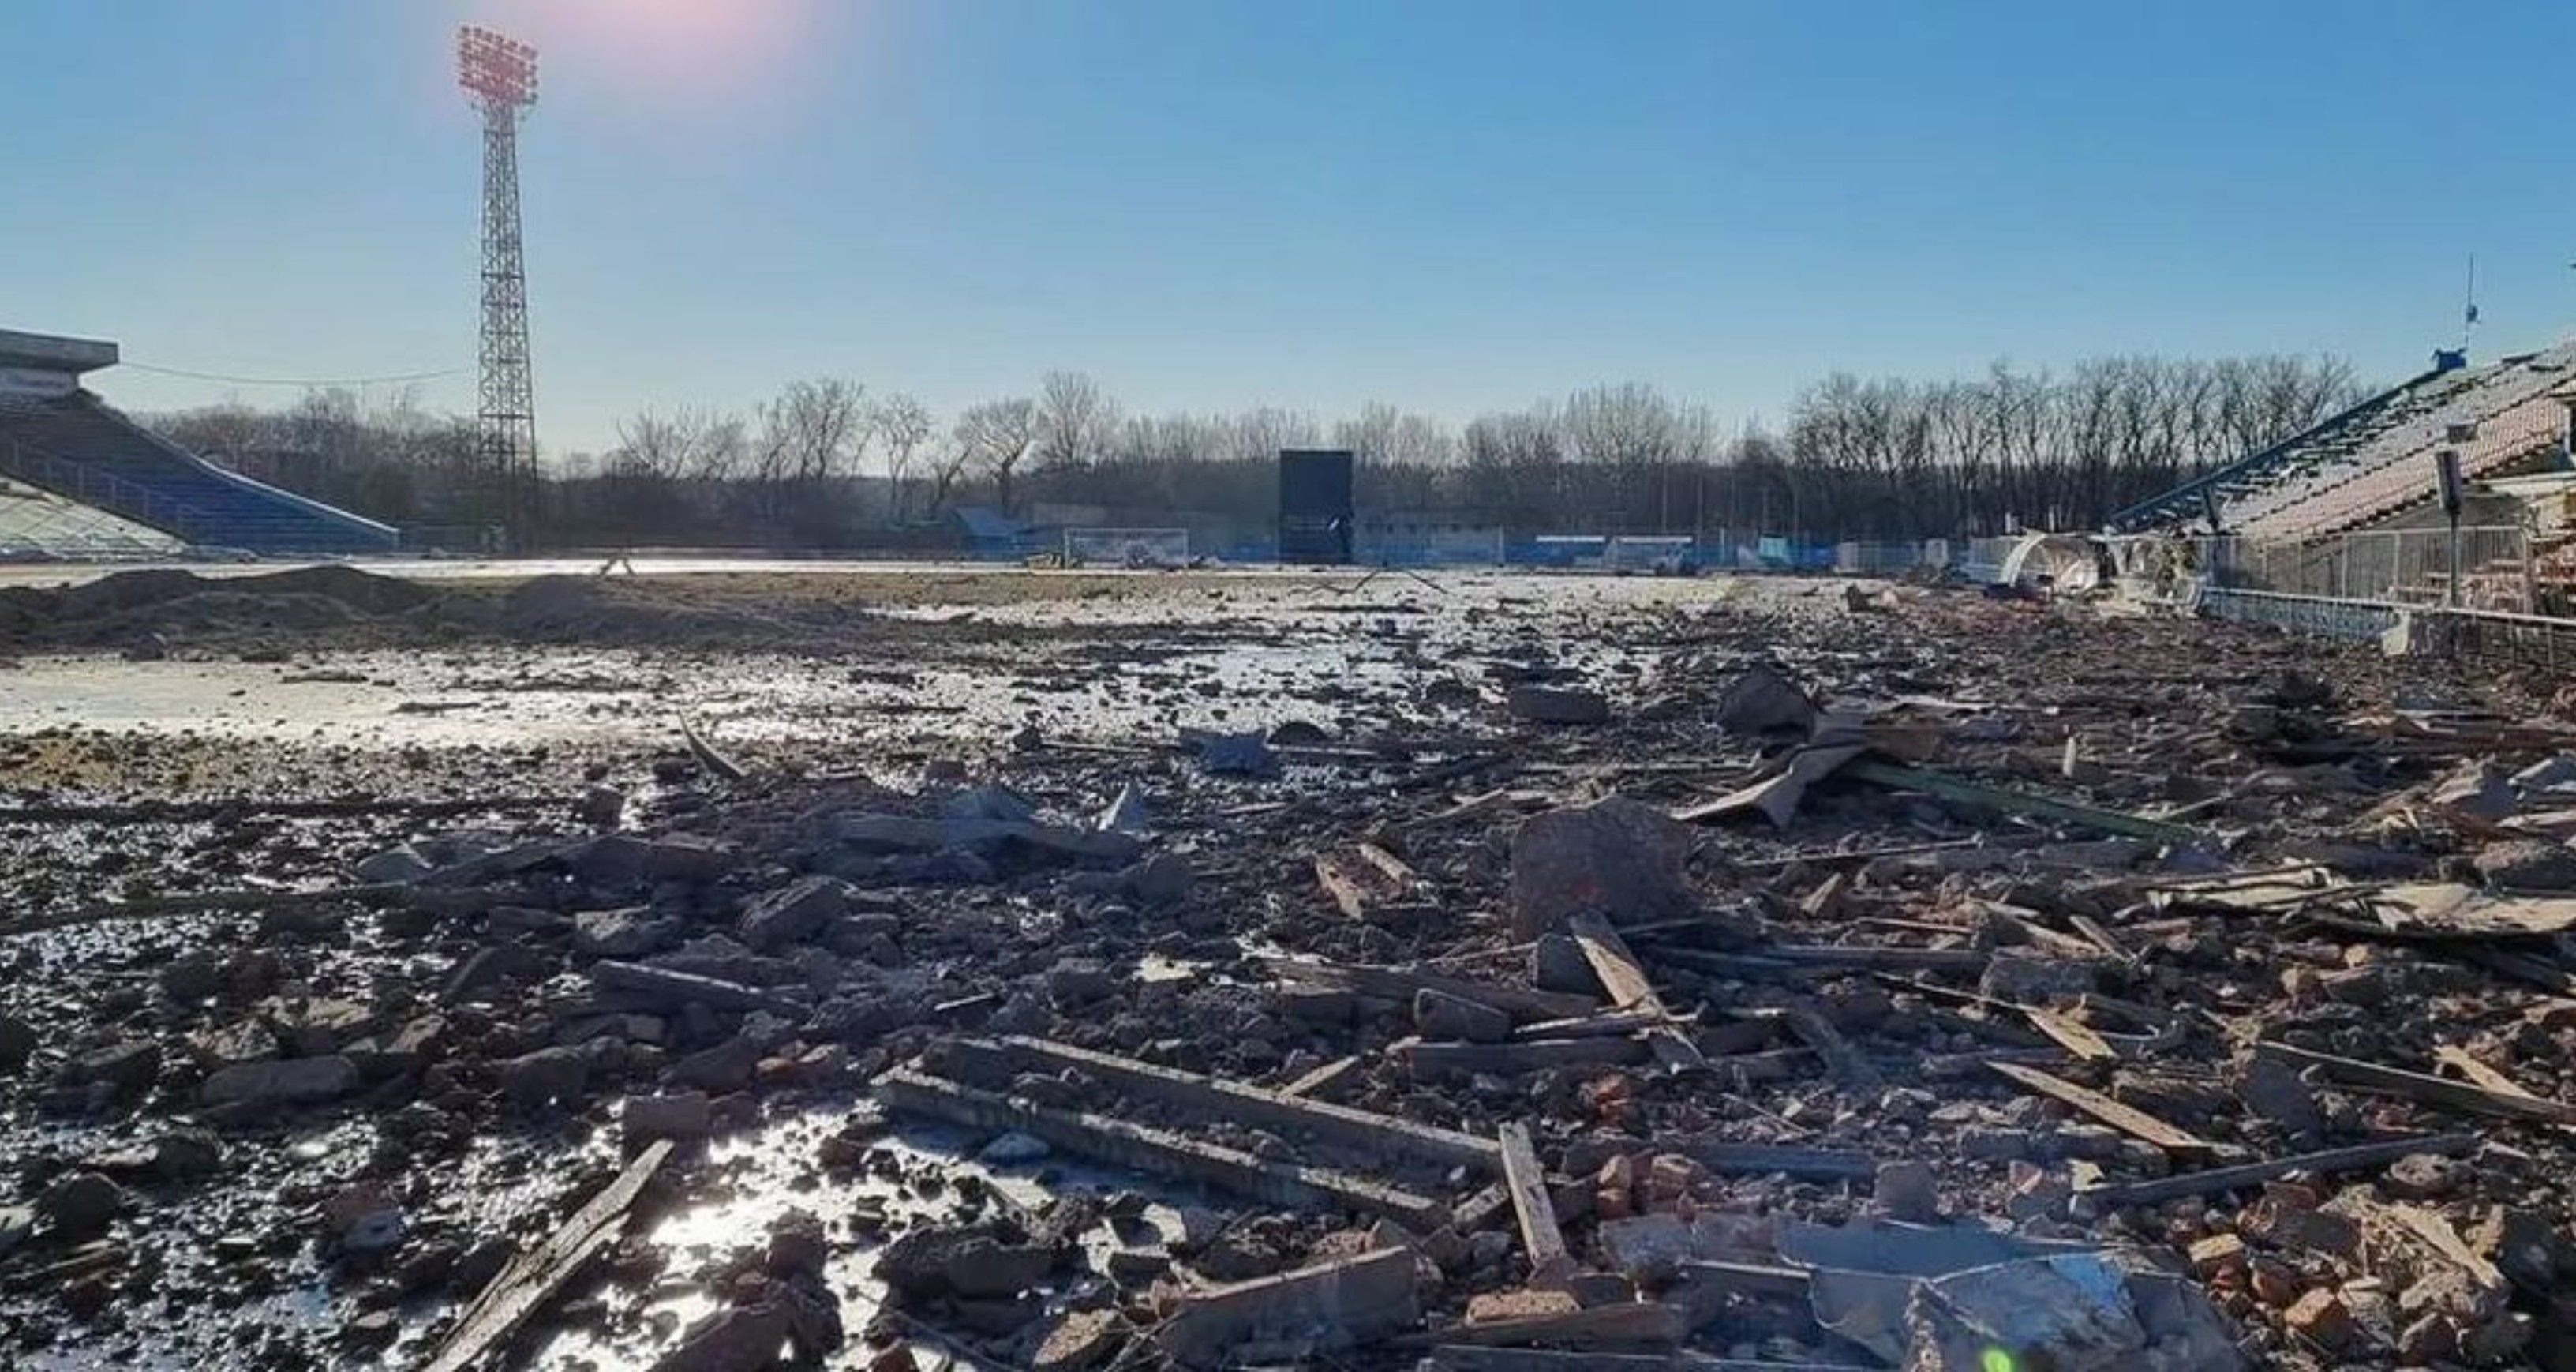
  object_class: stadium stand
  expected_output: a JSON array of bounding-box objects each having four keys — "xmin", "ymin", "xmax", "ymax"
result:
[
  {"xmin": 0, "ymin": 475, "xmax": 185, "ymax": 560},
  {"xmin": 0, "ymin": 328, "xmax": 395, "ymax": 556},
  {"xmin": 2114, "ymin": 343, "xmax": 2576, "ymax": 540}
]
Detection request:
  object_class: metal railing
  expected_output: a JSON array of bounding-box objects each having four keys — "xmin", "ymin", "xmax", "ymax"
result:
[
  {"xmin": 2106, "ymin": 527, "xmax": 2533, "ymax": 613},
  {"xmin": 0, "ymin": 435, "xmax": 214, "ymax": 543}
]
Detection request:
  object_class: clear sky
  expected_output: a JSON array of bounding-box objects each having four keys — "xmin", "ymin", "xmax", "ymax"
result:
[{"xmin": 9, "ymin": 0, "xmax": 2576, "ymax": 454}]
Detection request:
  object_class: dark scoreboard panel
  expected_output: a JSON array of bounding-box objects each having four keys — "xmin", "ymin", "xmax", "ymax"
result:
[{"xmin": 1279, "ymin": 448, "xmax": 1354, "ymax": 565}]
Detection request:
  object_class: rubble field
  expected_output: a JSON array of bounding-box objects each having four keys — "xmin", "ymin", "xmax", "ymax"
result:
[{"xmin": 7, "ymin": 563, "xmax": 2576, "ymax": 1371}]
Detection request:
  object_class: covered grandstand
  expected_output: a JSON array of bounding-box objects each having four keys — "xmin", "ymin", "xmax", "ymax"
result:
[{"xmin": 0, "ymin": 328, "xmax": 397, "ymax": 557}]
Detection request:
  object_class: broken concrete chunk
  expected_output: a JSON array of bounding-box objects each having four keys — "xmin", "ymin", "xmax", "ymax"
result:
[
  {"xmin": 2474, "ymin": 838, "xmax": 2576, "ymax": 893},
  {"xmin": 1713, "ymin": 662, "xmax": 1818, "ymax": 734},
  {"xmin": 1530, "ymin": 933, "xmax": 1602, "ymax": 996},
  {"xmin": 739, "ymin": 875, "xmax": 853, "ymax": 952},
  {"xmin": 496, "ymin": 1045, "xmax": 593, "ymax": 1109},
  {"xmin": 36, "ymin": 1171, "xmax": 129, "ymax": 1241},
  {"xmin": 1874, "ymin": 1160, "xmax": 1940, "ymax": 1224},
  {"xmin": 2282, "ymin": 1288, "xmax": 2353, "ymax": 1353},
  {"xmin": 573, "ymin": 906, "xmax": 680, "ymax": 959},
  {"xmin": 623, "ymin": 1091, "xmax": 713, "ymax": 1142},
  {"xmin": 1413, "ymin": 988, "xmax": 1511, "ymax": 1044},
  {"xmin": 646, "ymin": 1301, "xmax": 792, "ymax": 1372},
  {"xmin": 1154, "ymin": 1246, "xmax": 1420, "ymax": 1370},
  {"xmin": 1190, "ymin": 732, "xmax": 1279, "ymax": 778},
  {"xmin": 2231, "ymin": 1049, "xmax": 2325, "ymax": 1135},
  {"xmin": 1119, "ymin": 853, "xmax": 1195, "ymax": 908},
  {"xmin": 875, "ymin": 1224, "xmax": 1056, "ymax": 1301},
  {"xmin": 2432, "ymin": 764, "xmax": 2518, "ymax": 823},
  {"xmin": 199, "ymin": 1054, "xmax": 360, "ymax": 1108},
  {"xmin": 1978, "ymin": 954, "xmax": 2099, "ymax": 1005},
  {"xmin": 1031, "ymin": 1308, "xmax": 1125, "ymax": 1372},
  {"xmin": 1506, "ymin": 685, "xmax": 1610, "ymax": 725},
  {"xmin": 1507, "ymin": 797, "xmax": 1693, "ymax": 940},
  {"xmin": 352, "ymin": 845, "xmax": 435, "ymax": 884}
]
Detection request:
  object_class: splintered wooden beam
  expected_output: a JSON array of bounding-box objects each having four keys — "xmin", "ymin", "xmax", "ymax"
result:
[
  {"xmin": 1314, "ymin": 852, "xmax": 1378, "ymax": 920},
  {"xmin": 1496, "ymin": 1124, "xmax": 1572, "ymax": 1285},
  {"xmin": 1986, "ymin": 1061, "xmax": 2215, "ymax": 1161},
  {"xmin": 941, "ymin": 1036, "xmax": 1500, "ymax": 1173},
  {"xmin": 2077, "ymin": 1132, "xmax": 2481, "ymax": 1209},
  {"xmin": 2260, "ymin": 1041, "xmax": 2576, "ymax": 1126},
  {"xmin": 874, "ymin": 1068, "xmax": 1450, "ymax": 1227},
  {"xmin": 1565, "ymin": 912, "xmax": 1705, "ymax": 1072},
  {"xmin": 1260, "ymin": 954, "xmax": 1599, "ymax": 1022},
  {"xmin": 1280, "ymin": 1055, "xmax": 1362, "ymax": 1100},
  {"xmin": 425, "ymin": 1140, "xmax": 675, "ymax": 1372},
  {"xmin": 2023, "ymin": 1007, "xmax": 2119, "ymax": 1063}
]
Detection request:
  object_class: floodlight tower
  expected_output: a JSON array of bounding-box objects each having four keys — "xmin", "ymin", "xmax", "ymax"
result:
[{"xmin": 458, "ymin": 25, "xmax": 540, "ymax": 541}]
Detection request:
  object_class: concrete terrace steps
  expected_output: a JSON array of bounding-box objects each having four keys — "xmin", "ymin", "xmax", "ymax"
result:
[{"xmin": 0, "ymin": 394, "xmax": 396, "ymax": 554}]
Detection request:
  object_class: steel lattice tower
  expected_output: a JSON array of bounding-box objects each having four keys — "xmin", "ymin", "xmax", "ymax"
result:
[{"xmin": 459, "ymin": 27, "xmax": 539, "ymax": 540}]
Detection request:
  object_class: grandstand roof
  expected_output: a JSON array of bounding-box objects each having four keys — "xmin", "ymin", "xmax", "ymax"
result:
[
  {"xmin": 0, "ymin": 328, "xmax": 116, "ymax": 377},
  {"xmin": 2114, "ymin": 340, "xmax": 2576, "ymax": 540}
]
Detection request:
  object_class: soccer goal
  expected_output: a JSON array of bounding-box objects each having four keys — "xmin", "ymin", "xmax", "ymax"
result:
[
  {"xmin": 1603, "ymin": 535, "xmax": 1698, "ymax": 574},
  {"xmin": 1064, "ymin": 527, "xmax": 1190, "ymax": 569}
]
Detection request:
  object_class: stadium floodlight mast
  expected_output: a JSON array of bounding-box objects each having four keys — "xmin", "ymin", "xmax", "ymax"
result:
[{"xmin": 459, "ymin": 25, "xmax": 541, "ymax": 545}]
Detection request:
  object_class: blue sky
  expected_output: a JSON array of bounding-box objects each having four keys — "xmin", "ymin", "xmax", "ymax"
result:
[{"xmin": 7, "ymin": 0, "xmax": 2574, "ymax": 454}]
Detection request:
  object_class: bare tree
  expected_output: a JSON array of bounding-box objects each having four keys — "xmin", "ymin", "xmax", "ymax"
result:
[
  {"xmin": 956, "ymin": 397, "xmax": 1038, "ymax": 512},
  {"xmin": 871, "ymin": 392, "xmax": 934, "ymax": 523},
  {"xmin": 923, "ymin": 434, "xmax": 977, "ymax": 515},
  {"xmin": 1035, "ymin": 371, "xmax": 1122, "ymax": 470}
]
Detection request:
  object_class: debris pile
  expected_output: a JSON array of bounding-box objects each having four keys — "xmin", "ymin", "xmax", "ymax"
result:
[{"xmin": 6, "ymin": 568, "xmax": 2576, "ymax": 1369}]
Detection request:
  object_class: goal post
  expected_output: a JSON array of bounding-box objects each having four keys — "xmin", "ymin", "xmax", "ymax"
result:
[
  {"xmin": 1063, "ymin": 527, "xmax": 1190, "ymax": 568},
  {"xmin": 1603, "ymin": 535, "xmax": 1698, "ymax": 574}
]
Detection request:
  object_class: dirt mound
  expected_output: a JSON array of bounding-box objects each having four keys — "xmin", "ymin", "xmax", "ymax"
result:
[
  {"xmin": 0, "ymin": 565, "xmax": 432, "ymax": 648},
  {"xmin": 429, "ymin": 574, "xmax": 803, "ymax": 646}
]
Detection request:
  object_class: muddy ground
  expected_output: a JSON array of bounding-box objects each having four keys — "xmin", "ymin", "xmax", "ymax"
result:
[{"xmin": 3, "ymin": 564, "xmax": 2574, "ymax": 1370}]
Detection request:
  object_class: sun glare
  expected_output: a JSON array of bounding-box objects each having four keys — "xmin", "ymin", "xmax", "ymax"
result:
[{"xmin": 477, "ymin": 0, "xmax": 820, "ymax": 109}]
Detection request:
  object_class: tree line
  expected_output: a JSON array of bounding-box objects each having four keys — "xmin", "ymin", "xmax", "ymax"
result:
[{"xmin": 144, "ymin": 351, "xmax": 2366, "ymax": 549}]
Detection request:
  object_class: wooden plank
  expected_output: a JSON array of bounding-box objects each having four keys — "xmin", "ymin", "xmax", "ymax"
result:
[
  {"xmin": 1357, "ymin": 842, "xmax": 1417, "ymax": 886},
  {"xmin": 2260, "ymin": 1040, "xmax": 2576, "ymax": 1126},
  {"xmin": 2433, "ymin": 1044, "xmax": 2539, "ymax": 1100},
  {"xmin": 1566, "ymin": 912, "xmax": 1705, "ymax": 1072},
  {"xmin": 1314, "ymin": 852, "xmax": 1376, "ymax": 920},
  {"xmin": 2022, "ymin": 1007, "xmax": 2118, "ymax": 1063},
  {"xmin": 2065, "ymin": 913, "xmax": 2137, "ymax": 967},
  {"xmin": 1402, "ymin": 1036, "xmax": 1651, "ymax": 1080},
  {"xmin": 874, "ymin": 1068, "xmax": 1450, "ymax": 1227},
  {"xmin": 2077, "ymin": 1131, "xmax": 2481, "ymax": 1209},
  {"xmin": 1260, "ymin": 954, "xmax": 1598, "ymax": 1022},
  {"xmin": 1280, "ymin": 1055, "xmax": 1361, "ymax": 1100},
  {"xmin": 945, "ymin": 1036, "xmax": 1499, "ymax": 1173},
  {"xmin": 1986, "ymin": 1061, "xmax": 2214, "ymax": 1160},
  {"xmin": 1497, "ymin": 1124, "xmax": 1572, "ymax": 1284},
  {"xmin": 425, "ymin": 1140, "xmax": 675, "ymax": 1372},
  {"xmin": 1673, "ymin": 1258, "xmax": 1813, "ymax": 1299}
]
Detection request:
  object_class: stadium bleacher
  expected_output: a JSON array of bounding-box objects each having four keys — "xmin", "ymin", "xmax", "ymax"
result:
[
  {"xmin": 0, "ymin": 392, "xmax": 396, "ymax": 555},
  {"xmin": 2115, "ymin": 342, "xmax": 2576, "ymax": 541},
  {"xmin": 0, "ymin": 476, "xmax": 185, "ymax": 561}
]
